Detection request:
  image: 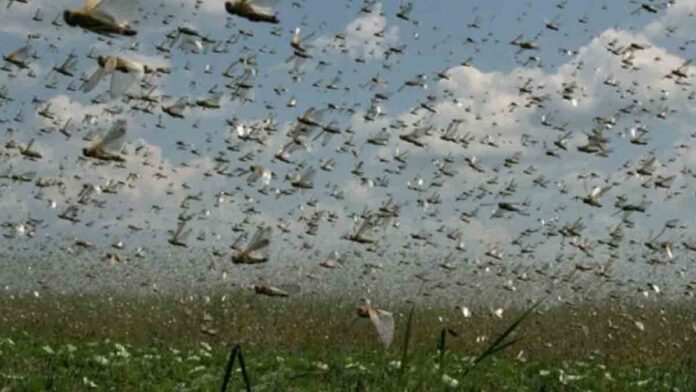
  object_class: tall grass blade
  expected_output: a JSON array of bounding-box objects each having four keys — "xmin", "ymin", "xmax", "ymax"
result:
[
  {"xmin": 437, "ymin": 328, "xmax": 447, "ymax": 374},
  {"xmin": 482, "ymin": 337, "xmax": 521, "ymax": 359},
  {"xmin": 437, "ymin": 328, "xmax": 447, "ymax": 352},
  {"xmin": 220, "ymin": 344, "xmax": 252, "ymax": 392},
  {"xmin": 237, "ymin": 346, "xmax": 252, "ymax": 391},
  {"xmin": 463, "ymin": 298, "xmax": 543, "ymax": 377},
  {"xmin": 399, "ymin": 303, "xmax": 416, "ymax": 379},
  {"xmin": 220, "ymin": 345, "xmax": 239, "ymax": 392}
]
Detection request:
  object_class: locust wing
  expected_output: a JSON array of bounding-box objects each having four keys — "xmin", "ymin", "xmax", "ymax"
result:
[
  {"xmin": 110, "ymin": 61, "xmax": 143, "ymax": 98},
  {"xmin": 245, "ymin": 226, "xmax": 272, "ymax": 260},
  {"xmin": 87, "ymin": 0, "xmax": 138, "ymax": 25},
  {"xmin": 368, "ymin": 308, "xmax": 394, "ymax": 348},
  {"xmin": 83, "ymin": 56, "xmax": 116, "ymax": 93},
  {"xmin": 92, "ymin": 119, "xmax": 127, "ymax": 152}
]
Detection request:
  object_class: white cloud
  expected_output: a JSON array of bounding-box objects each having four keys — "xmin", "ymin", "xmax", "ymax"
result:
[
  {"xmin": 385, "ymin": 27, "xmax": 694, "ymax": 162},
  {"xmin": 2, "ymin": 0, "xmax": 696, "ymax": 297},
  {"xmin": 314, "ymin": 3, "xmax": 400, "ymax": 61},
  {"xmin": 645, "ymin": 0, "xmax": 696, "ymax": 40}
]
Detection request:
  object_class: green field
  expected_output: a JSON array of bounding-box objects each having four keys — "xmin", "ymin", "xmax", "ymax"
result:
[{"xmin": 1, "ymin": 295, "xmax": 695, "ymax": 391}]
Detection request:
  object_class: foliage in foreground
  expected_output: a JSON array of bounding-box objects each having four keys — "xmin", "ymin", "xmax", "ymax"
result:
[
  {"xmin": 1, "ymin": 295, "xmax": 696, "ymax": 390},
  {"xmin": 1, "ymin": 328, "xmax": 696, "ymax": 392}
]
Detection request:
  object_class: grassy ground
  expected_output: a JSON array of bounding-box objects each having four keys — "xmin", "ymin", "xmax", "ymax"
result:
[{"xmin": 1, "ymin": 294, "xmax": 695, "ymax": 391}]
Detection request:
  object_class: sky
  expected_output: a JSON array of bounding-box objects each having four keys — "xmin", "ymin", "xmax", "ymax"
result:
[{"xmin": 0, "ymin": 0, "xmax": 694, "ymax": 302}]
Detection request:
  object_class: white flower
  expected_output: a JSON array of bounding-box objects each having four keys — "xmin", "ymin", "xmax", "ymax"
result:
[
  {"xmin": 388, "ymin": 360, "xmax": 402, "ymax": 370},
  {"xmin": 83, "ymin": 377, "xmax": 98, "ymax": 388},
  {"xmin": 188, "ymin": 365, "xmax": 206, "ymax": 374},
  {"xmin": 441, "ymin": 374, "xmax": 459, "ymax": 388},
  {"xmin": 93, "ymin": 355, "xmax": 109, "ymax": 366},
  {"xmin": 345, "ymin": 362, "xmax": 367, "ymax": 372},
  {"xmin": 114, "ymin": 343, "xmax": 130, "ymax": 358}
]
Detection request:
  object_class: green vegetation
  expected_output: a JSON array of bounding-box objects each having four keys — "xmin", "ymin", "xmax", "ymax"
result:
[{"xmin": 1, "ymin": 295, "xmax": 695, "ymax": 391}]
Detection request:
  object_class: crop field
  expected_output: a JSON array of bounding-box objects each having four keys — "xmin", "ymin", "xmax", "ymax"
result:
[{"xmin": 1, "ymin": 294, "xmax": 695, "ymax": 391}]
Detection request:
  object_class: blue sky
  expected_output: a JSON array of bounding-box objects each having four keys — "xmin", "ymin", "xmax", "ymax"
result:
[{"xmin": 0, "ymin": 0, "xmax": 694, "ymax": 300}]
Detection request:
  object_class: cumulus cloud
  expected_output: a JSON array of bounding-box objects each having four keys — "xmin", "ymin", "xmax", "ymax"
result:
[
  {"xmin": 314, "ymin": 3, "xmax": 400, "ymax": 61},
  {"xmin": 383, "ymin": 27, "xmax": 694, "ymax": 161},
  {"xmin": 644, "ymin": 0, "xmax": 696, "ymax": 40},
  {"xmin": 332, "ymin": 21, "xmax": 695, "ymax": 263},
  {"xmin": 1, "ymin": 0, "xmax": 695, "ymax": 297}
]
